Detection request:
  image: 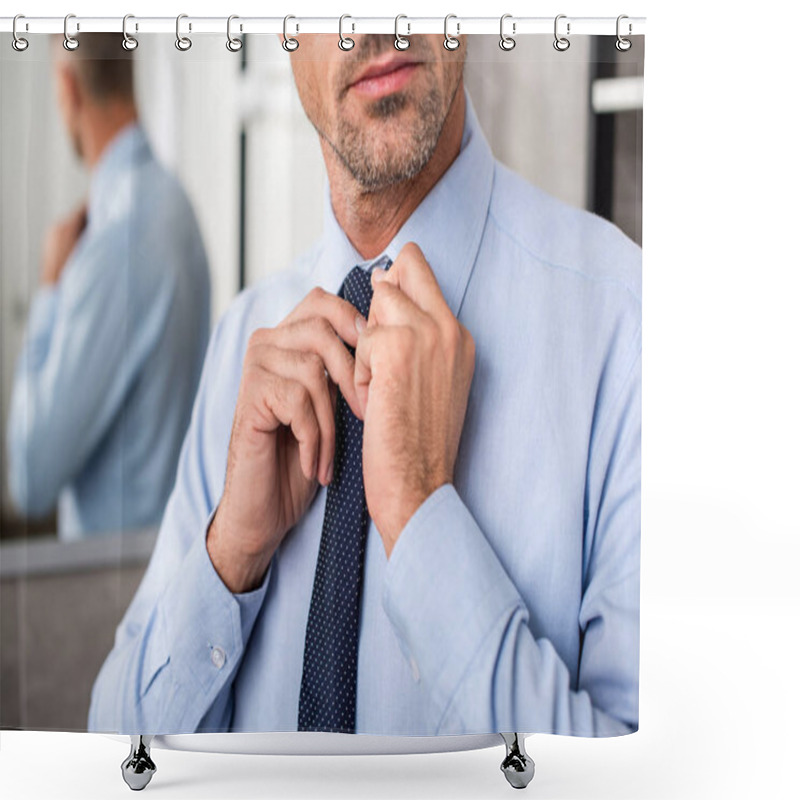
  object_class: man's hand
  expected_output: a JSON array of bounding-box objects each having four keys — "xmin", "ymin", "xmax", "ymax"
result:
[
  {"xmin": 207, "ymin": 288, "xmax": 366, "ymax": 593},
  {"xmin": 355, "ymin": 242, "xmax": 475, "ymax": 558},
  {"xmin": 40, "ymin": 203, "xmax": 87, "ymax": 286}
]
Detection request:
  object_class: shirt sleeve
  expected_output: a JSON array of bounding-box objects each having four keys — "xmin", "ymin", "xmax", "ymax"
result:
[
  {"xmin": 5, "ymin": 223, "xmax": 175, "ymax": 518},
  {"xmin": 382, "ymin": 346, "xmax": 641, "ymax": 737},
  {"xmin": 87, "ymin": 319, "xmax": 273, "ymax": 735}
]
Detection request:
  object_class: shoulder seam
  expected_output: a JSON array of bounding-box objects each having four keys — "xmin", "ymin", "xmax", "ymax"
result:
[{"xmin": 486, "ymin": 186, "xmax": 642, "ymax": 310}]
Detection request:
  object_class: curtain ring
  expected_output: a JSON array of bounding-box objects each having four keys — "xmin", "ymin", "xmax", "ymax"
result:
[
  {"xmin": 227, "ymin": 15, "xmax": 243, "ymax": 52},
  {"xmin": 553, "ymin": 14, "xmax": 570, "ymax": 52},
  {"xmin": 63, "ymin": 13, "xmax": 79, "ymax": 51},
  {"xmin": 616, "ymin": 14, "xmax": 632, "ymax": 52},
  {"xmin": 175, "ymin": 14, "xmax": 192, "ymax": 51},
  {"xmin": 122, "ymin": 14, "xmax": 138, "ymax": 51},
  {"xmin": 394, "ymin": 15, "xmax": 410, "ymax": 50},
  {"xmin": 443, "ymin": 14, "xmax": 460, "ymax": 50},
  {"xmin": 283, "ymin": 15, "xmax": 299, "ymax": 51},
  {"xmin": 499, "ymin": 14, "xmax": 516, "ymax": 51},
  {"xmin": 12, "ymin": 14, "xmax": 29, "ymax": 52},
  {"xmin": 338, "ymin": 14, "xmax": 355, "ymax": 51}
]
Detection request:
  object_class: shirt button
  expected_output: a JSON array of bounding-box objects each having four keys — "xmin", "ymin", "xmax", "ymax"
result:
[
  {"xmin": 409, "ymin": 656, "xmax": 420, "ymax": 683},
  {"xmin": 211, "ymin": 646, "xmax": 226, "ymax": 669}
]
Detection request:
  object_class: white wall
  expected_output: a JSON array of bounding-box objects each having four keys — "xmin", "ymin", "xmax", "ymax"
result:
[{"xmin": 135, "ymin": 34, "xmax": 241, "ymax": 323}]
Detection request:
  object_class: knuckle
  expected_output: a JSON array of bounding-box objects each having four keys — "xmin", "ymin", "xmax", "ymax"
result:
[
  {"xmin": 303, "ymin": 353, "xmax": 328, "ymax": 390},
  {"xmin": 240, "ymin": 361, "xmax": 261, "ymax": 389},
  {"xmin": 371, "ymin": 281, "xmax": 391, "ymax": 306},
  {"xmin": 461, "ymin": 324, "xmax": 476, "ymax": 363},
  {"xmin": 268, "ymin": 373, "xmax": 287, "ymax": 407},
  {"xmin": 395, "ymin": 325, "xmax": 417, "ymax": 355},
  {"xmin": 310, "ymin": 315, "xmax": 334, "ymax": 339},
  {"xmin": 441, "ymin": 316, "xmax": 462, "ymax": 351},
  {"xmin": 398, "ymin": 240, "xmax": 422, "ymax": 263},
  {"xmin": 247, "ymin": 327, "xmax": 269, "ymax": 351},
  {"xmin": 287, "ymin": 379, "xmax": 306, "ymax": 407},
  {"xmin": 462, "ymin": 323, "xmax": 475, "ymax": 352},
  {"xmin": 308, "ymin": 285, "xmax": 326, "ymax": 303},
  {"xmin": 304, "ymin": 350, "xmax": 325, "ymax": 375},
  {"xmin": 287, "ymin": 382, "xmax": 314, "ymax": 425}
]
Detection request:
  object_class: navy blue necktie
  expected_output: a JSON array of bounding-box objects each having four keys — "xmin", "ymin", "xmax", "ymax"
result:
[{"xmin": 297, "ymin": 264, "xmax": 377, "ymax": 734}]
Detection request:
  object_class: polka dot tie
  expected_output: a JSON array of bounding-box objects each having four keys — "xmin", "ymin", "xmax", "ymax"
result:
[{"xmin": 297, "ymin": 263, "xmax": 383, "ymax": 733}]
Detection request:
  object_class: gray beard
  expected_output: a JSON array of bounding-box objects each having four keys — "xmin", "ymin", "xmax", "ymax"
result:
[{"xmin": 330, "ymin": 83, "xmax": 447, "ymax": 192}]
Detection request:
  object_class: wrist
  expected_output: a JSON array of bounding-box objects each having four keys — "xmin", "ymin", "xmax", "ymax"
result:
[
  {"xmin": 39, "ymin": 268, "xmax": 59, "ymax": 287},
  {"xmin": 377, "ymin": 480, "xmax": 448, "ymax": 559},
  {"xmin": 206, "ymin": 512, "xmax": 273, "ymax": 594}
]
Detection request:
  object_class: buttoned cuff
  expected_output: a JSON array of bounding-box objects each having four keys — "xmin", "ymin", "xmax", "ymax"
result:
[
  {"xmin": 382, "ymin": 483, "xmax": 526, "ymax": 724},
  {"xmin": 156, "ymin": 517, "xmax": 272, "ymax": 698}
]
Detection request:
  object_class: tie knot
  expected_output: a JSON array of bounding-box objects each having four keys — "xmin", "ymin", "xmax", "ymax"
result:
[
  {"xmin": 339, "ymin": 258, "xmax": 391, "ymax": 318},
  {"xmin": 339, "ymin": 266, "xmax": 373, "ymax": 318}
]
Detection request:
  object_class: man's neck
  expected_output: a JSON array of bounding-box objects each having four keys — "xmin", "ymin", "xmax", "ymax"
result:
[
  {"xmin": 82, "ymin": 104, "xmax": 139, "ymax": 170},
  {"xmin": 325, "ymin": 86, "xmax": 466, "ymax": 260}
]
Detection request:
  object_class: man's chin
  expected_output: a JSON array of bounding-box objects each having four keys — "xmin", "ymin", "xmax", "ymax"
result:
[{"xmin": 342, "ymin": 89, "xmax": 411, "ymax": 124}]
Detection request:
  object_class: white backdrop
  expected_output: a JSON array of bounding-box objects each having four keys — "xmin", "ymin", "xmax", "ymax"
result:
[{"xmin": 1, "ymin": 1, "xmax": 798, "ymax": 799}]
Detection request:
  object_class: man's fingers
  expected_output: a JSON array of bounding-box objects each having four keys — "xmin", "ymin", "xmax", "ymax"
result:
[
  {"xmin": 258, "ymin": 318, "xmax": 360, "ymax": 421},
  {"xmin": 377, "ymin": 241, "xmax": 450, "ymax": 318},
  {"xmin": 353, "ymin": 328, "xmax": 376, "ymax": 420},
  {"xmin": 282, "ymin": 286, "xmax": 365, "ymax": 349},
  {"xmin": 354, "ymin": 326, "xmax": 403, "ymax": 419},
  {"xmin": 245, "ymin": 369, "xmax": 321, "ymax": 482},
  {"xmin": 367, "ymin": 279, "xmax": 428, "ymax": 330},
  {"xmin": 251, "ymin": 345, "xmax": 337, "ymax": 485}
]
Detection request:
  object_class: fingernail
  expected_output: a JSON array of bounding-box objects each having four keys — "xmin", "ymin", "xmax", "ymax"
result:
[
  {"xmin": 371, "ymin": 268, "xmax": 385, "ymax": 283},
  {"xmin": 355, "ymin": 314, "xmax": 366, "ymax": 333},
  {"xmin": 326, "ymin": 460, "xmax": 334, "ymax": 484}
]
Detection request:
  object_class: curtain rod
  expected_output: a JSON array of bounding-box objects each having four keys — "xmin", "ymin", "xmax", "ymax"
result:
[{"xmin": 1, "ymin": 16, "xmax": 646, "ymax": 37}]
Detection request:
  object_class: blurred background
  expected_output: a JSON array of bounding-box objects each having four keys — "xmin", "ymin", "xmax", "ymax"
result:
[{"xmin": 0, "ymin": 33, "xmax": 642, "ymax": 729}]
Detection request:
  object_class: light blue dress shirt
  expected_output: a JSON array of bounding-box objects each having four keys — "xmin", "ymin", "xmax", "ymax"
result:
[
  {"xmin": 6, "ymin": 123, "xmax": 211, "ymax": 540},
  {"xmin": 89, "ymin": 95, "xmax": 641, "ymax": 737}
]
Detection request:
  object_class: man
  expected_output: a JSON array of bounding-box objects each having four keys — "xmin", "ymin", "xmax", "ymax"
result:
[
  {"xmin": 89, "ymin": 33, "xmax": 640, "ymax": 737},
  {"xmin": 6, "ymin": 35, "xmax": 210, "ymax": 540}
]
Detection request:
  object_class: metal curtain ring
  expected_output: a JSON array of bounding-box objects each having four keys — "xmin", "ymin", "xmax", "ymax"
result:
[
  {"xmin": 499, "ymin": 14, "xmax": 516, "ymax": 51},
  {"xmin": 394, "ymin": 15, "xmax": 410, "ymax": 50},
  {"xmin": 63, "ymin": 13, "xmax": 79, "ymax": 51},
  {"xmin": 616, "ymin": 14, "xmax": 632, "ymax": 52},
  {"xmin": 553, "ymin": 14, "xmax": 570, "ymax": 51},
  {"xmin": 339, "ymin": 14, "xmax": 355, "ymax": 51},
  {"xmin": 443, "ymin": 14, "xmax": 460, "ymax": 50},
  {"xmin": 283, "ymin": 15, "xmax": 299, "ymax": 51},
  {"xmin": 175, "ymin": 14, "xmax": 192, "ymax": 51},
  {"xmin": 12, "ymin": 14, "xmax": 29, "ymax": 52},
  {"xmin": 122, "ymin": 14, "xmax": 138, "ymax": 51},
  {"xmin": 227, "ymin": 15, "xmax": 243, "ymax": 52}
]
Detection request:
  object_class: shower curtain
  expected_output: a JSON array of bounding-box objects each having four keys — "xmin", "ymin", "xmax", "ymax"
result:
[{"xmin": 0, "ymin": 20, "xmax": 644, "ymax": 742}]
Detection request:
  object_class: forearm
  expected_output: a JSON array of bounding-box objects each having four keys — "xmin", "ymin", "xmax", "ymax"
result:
[
  {"xmin": 6, "ymin": 289, "xmax": 63, "ymax": 515},
  {"xmin": 88, "ymin": 528, "xmax": 271, "ymax": 734},
  {"xmin": 432, "ymin": 600, "xmax": 635, "ymax": 736},
  {"xmin": 382, "ymin": 484, "xmax": 637, "ymax": 736}
]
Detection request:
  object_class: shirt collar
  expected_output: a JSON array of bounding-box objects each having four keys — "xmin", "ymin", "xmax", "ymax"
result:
[
  {"xmin": 88, "ymin": 122, "xmax": 149, "ymax": 229},
  {"xmin": 314, "ymin": 90, "xmax": 495, "ymax": 314}
]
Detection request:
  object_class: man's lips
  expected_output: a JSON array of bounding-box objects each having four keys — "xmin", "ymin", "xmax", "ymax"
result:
[{"xmin": 347, "ymin": 57, "xmax": 420, "ymax": 99}]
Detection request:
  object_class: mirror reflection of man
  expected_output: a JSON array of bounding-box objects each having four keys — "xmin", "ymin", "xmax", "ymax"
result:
[
  {"xmin": 6, "ymin": 35, "xmax": 211, "ymax": 540},
  {"xmin": 90, "ymin": 33, "xmax": 640, "ymax": 737}
]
